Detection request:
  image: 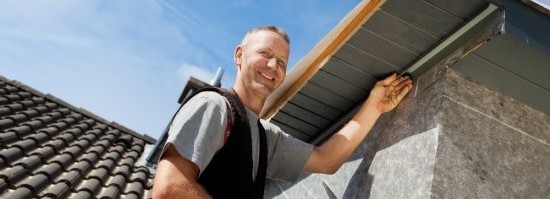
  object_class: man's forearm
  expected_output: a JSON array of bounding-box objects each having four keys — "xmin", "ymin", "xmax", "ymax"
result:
[{"xmin": 313, "ymin": 100, "xmax": 381, "ymax": 173}]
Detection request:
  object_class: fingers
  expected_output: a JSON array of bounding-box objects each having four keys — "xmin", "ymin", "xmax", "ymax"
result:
[
  {"xmin": 393, "ymin": 76, "xmax": 412, "ymax": 91},
  {"xmin": 379, "ymin": 73, "xmax": 397, "ymax": 85},
  {"xmin": 395, "ymin": 81, "xmax": 413, "ymax": 102}
]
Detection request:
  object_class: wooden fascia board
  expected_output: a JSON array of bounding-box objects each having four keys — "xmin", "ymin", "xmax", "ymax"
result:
[{"xmin": 260, "ymin": 0, "xmax": 386, "ymax": 120}]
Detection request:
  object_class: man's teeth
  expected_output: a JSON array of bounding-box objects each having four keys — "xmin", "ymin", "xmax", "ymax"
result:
[{"xmin": 261, "ymin": 72, "xmax": 274, "ymax": 80}]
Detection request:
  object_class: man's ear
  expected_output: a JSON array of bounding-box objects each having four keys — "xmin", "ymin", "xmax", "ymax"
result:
[{"xmin": 234, "ymin": 45, "xmax": 243, "ymax": 67}]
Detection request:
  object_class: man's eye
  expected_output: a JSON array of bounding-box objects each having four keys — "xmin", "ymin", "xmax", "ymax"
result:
[{"xmin": 260, "ymin": 51, "xmax": 270, "ymax": 57}]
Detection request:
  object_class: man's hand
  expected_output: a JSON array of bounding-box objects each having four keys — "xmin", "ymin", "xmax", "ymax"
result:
[
  {"xmin": 304, "ymin": 73, "xmax": 413, "ymax": 174},
  {"xmin": 366, "ymin": 73, "xmax": 413, "ymax": 115}
]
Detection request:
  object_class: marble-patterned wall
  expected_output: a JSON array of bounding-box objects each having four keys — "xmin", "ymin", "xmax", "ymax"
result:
[{"xmin": 264, "ymin": 65, "xmax": 550, "ymax": 198}]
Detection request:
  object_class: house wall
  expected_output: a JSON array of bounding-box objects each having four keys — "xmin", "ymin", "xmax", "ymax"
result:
[{"xmin": 264, "ymin": 65, "xmax": 550, "ymax": 198}]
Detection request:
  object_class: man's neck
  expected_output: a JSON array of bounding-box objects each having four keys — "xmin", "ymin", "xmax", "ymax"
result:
[{"xmin": 233, "ymin": 86, "xmax": 265, "ymax": 115}]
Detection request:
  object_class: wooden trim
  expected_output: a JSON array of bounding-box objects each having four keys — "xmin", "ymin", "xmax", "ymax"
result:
[{"xmin": 260, "ymin": 0, "xmax": 385, "ymax": 119}]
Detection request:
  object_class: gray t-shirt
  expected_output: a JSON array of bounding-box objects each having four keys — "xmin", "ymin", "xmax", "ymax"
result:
[{"xmin": 164, "ymin": 91, "xmax": 313, "ymax": 181}]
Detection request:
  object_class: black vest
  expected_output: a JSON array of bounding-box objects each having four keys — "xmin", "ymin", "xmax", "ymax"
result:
[{"xmin": 183, "ymin": 88, "xmax": 268, "ymax": 199}]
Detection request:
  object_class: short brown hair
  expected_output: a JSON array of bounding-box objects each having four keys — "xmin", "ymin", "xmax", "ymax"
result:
[{"xmin": 241, "ymin": 26, "xmax": 290, "ymax": 45}]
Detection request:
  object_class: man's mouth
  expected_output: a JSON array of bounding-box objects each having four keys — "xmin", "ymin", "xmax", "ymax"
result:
[{"xmin": 260, "ymin": 72, "xmax": 274, "ymax": 81}]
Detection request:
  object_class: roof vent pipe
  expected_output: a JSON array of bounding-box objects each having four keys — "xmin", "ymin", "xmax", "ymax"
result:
[{"xmin": 210, "ymin": 67, "xmax": 224, "ymax": 87}]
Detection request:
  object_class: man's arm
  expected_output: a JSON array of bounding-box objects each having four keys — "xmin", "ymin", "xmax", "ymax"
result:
[
  {"xmin": 304, "ymin": 73, "xmax": 413, "ymax": 174},
  {"xmin": 153, "ymin": 145, "xmax": 212, "ymax": 199}
]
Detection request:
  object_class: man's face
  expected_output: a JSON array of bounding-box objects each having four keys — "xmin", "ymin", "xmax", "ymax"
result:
[{"xmin": 235, "ymin": 30, "xmax": 289, "ymax": 98}]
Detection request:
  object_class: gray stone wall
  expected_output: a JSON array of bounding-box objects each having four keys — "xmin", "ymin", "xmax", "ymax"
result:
[{"xmin": 264, "ymin": 66, "xmax": 550, "ymax": 198}]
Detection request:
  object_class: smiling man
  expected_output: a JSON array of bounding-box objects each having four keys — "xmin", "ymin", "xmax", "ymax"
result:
[{"xmin": 153, "ymin": 26, "xmax": 413, "ymax": 199}]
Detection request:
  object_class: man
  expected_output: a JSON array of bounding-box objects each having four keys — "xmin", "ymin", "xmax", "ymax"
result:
[{"xmin": 153, "ymin": 26, "xmax": 413, "ymax": 199}]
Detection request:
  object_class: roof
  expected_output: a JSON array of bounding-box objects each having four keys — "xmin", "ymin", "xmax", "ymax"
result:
[
  {"xmin": 261, "ymin": 0, "xmax": 550, "ymax": 144},
  {"xmin": 0, "ymin": 75, "xmax": 156, "ymax": 198}
]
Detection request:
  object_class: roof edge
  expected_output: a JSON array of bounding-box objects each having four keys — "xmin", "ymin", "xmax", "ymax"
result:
[{"xmin": 260, "ymin": 0, "xmax": 386, "ymax": 119}]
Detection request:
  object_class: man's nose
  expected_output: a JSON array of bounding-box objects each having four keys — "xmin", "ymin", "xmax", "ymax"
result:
[{"xmin": 267, "ymin": 58, "xmax": 277, "ymax": 68}]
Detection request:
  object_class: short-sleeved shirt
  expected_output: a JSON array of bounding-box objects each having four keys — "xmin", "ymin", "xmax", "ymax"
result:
[{"xmin": 163, "ymin": 91, "xmax": 313, "ymax": 181}]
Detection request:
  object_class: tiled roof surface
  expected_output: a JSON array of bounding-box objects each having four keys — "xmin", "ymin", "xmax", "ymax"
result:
[{"xmin": 0, "ymin": 76, "xmax": 156, "ymax": 199}]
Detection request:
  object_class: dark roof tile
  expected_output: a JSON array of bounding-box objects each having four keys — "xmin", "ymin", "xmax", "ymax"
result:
[
  {"xmin": 61, "ymin": 145, "xmax": 83, "ymax": 159},
  {"xmin": 106, "ymin": 174, "xmax": 126, "ymax": 189},
  {"xmin": 73, "ymin": 123, "xmax": 91, "ymax": 131},
  {"xmin": 31, "ymin": 97, "xmax": 45, "ymax": 104},
  {"xmin": 0, "ymin": 165, "xmax": 27, "ymax": 184},
  {"xmin": 77, "ymin": 152, "xmax": 99, "ymax": 165},
  {"xmin": 56, "ymin": 108, "xmax": 71, "ymax": 116},
  {"xmin": 0, "ymin": 97, "xmax": 9, "ymax": 105},
  {"xmin": 93, "ymin": 123, "xmax": 108, "ymax": 131},
  {"xmin": 47, "ymin": 153, "xmax": 73, "ymax": 168},
  {"xmin": 79, "ymin": 133, "xmax": 98, "ymax": 143},
  {"xmin": 98, "ymin": 185, "xmax": 121, "ymax": 199},
  {"xmin": 16, "ymin": 173, "xmax": 49, "ymax": 193},
  {"xmin": 71, "ymin": 190, "xmax": 93, "ymax": 199},
  {"xmin": 13, "ymin": 155, "xmax": 42, "ymax": 170},
  {"xmin": 119, "ymin": 157, "xmax": 136, "ymax": 167},
  {"xmin": 123, "ymin": 151, "xmax": 140, "ymax": 160},
  {"xmin": 37, "ymin": 126, "xmax": 59, "ymax": 136},
  {"xmin": 76, "ymin": 178, "xmax": 101, "ymax": 195},
  {"xmin": 54, "ymin": 170, "xmax": 82, "ymax": 186},
  {"xmin": 0, "ymin": 131, "xmax": 18, "ymax": 145},
  {"xmin": 129, "ymin": 168, "xmax": 150, "ymax": 186},
  {"xmin": 24, "ymin": 131, "xmax": 49, "ymax": 143},
  {"xmin": 103, "ymin": 151, "xmax": 122, "ymax": 163},
  {"xmin": 0, "ymin": 148, "xmax": 23, "ymax": 163},
  {"xmin": 1, "ymin": 187, "xmax": 33, "ymax": 198},
  {"xmin": 121, "ymin": 193, "xmax": 141, "ymax": 199},
  {"xmin": 17, "ymin": 100, "xmax": 36, "ymax": 108},
  {"xmin": 101, "ymin": 134, "xmax": 117, "ymax": 142},
  {"xmin": 21, "ymin": 120, "xmax": 44, "ymax": 130},
  {"xmin": 55, "ymin": 132, "xmax": 75, "ymax": 144},
  {"xmin": 32, "ymin": 105, "xmax": 50, "ymax": 115},
  {"xmin": 39, "ymin": 182, "xmax": 71, "ymax": 199},
  {"xmin": 0, "ymin": 107, "xmax": 11, "ymax": 116},
  {"xmin": 7, "ymin": 125, "xmax": 32, "ymax": 138},
  {"xmin": 43, "ymin": 139, "xmax": 66, "ymax": 152},
  {"xmin": 48, "ymin": 121, "xmax": 69, "ymax": 131},
  {"xmin": 29, "ymin": 145, "xmax": 56, "ymax": 160},
  {"xmin": 87, "ymin": 167, "xmax": 109, "ymax": 183},
  {"xmin": 17, "ymin": 91, "xmax": 32, "ymax": 99},
  {"xmin": 95, "ymin": 140, "xmax": 111, "ymax": 149},
  {"xmin": 11, "ymin": 138, "xmax": 37, "ymax": 153},
  {"xmin": 123, "ymin": 181, "xmax": 144, "ymax": 196},
  {"xmin": 106, "ymin": 129, "xmax": 121, "ymax": 137},
  {"xmin": 96, "ymin": 159, "xmax": 116, "ymax": 171},
  {"xmin": 67, "ymin": 161, "xmax": 92, "ymax": 174},
  {"xmin": 5, "ymin": 104, "xmax": 25, "ymax": 113},
  {"xmin": 43, "ymin": 102, "xmax": 58, "ymax": 110},
  {"xmin": 7, "ymin": 113, "xmax": 28, "ymax": 123},
  {"xmin": 72, "ymin": 139, "xmax": 91, "ymax": 151},
  {"xmin": 19, "ymin": 109, "xmax": 39, "ymax": 118},
  {"xmin": 112, "ymin": 165, "xmax": 131, "ymax": 178},
  {"xmin": 32, "ymin": 162, "xmax": 63, "ymax": 180},
  {"xmin": 87, "ymin": 145, "xmax": 106, "ymax": 156},
  {"xmin": 0, "ymin": 118, "xmax": 16, "ymax": 129},
  {"xmin": 4, "ymin": 94, "xmax": 22, "ymax": 102},
  {"xmin": 57, "ymin": 117, "xmax": 76, "ymax": 126}
]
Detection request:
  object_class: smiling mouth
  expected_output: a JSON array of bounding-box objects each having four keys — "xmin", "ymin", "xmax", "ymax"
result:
[{"xmin": 260, "ymin": 72, "xmax": 274, "ymax": 81}]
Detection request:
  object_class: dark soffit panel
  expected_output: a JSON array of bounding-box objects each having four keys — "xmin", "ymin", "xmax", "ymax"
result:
[{"xmin": 273, "ymin": 0, "xmax": 489, "ymax": 142}]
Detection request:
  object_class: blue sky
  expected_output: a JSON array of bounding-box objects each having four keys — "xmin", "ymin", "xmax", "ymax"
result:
[{"xmin": 1, "ymin": 0, "xmax": 359, "ymax": 139}]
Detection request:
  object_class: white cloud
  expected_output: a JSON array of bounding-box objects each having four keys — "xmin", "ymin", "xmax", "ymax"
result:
[{"xmin": 177, "ymin": 63, "xmax": 217, "ymax": 84}]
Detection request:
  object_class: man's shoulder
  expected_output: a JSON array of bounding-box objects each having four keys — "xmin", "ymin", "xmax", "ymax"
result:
[{"xmin": 189, "ymin": 90, "xmax": 228, "ymax": 106}]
